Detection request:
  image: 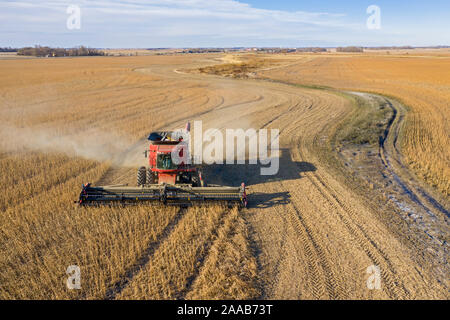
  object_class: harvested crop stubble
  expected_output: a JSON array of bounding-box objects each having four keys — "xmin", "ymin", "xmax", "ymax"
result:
[
  {"xmin": 186, "ymin": 208, "xmax": 259, "ymax": 300},
  {"xmin": 0, "ymin": 157, "xmax": 179, "ymax": 299},
  {"xmin": 260, "ymin": 54, "xmax": 450, "ymax": 196},
  {"xmin": 0, "ymin": 138, "xmax": 184, "ymax": 300},
  {"xmin": 0, "ymin": 56, "xmax": 219, "ymax": 141},
  {"xmin": 0, "ymin": 154, "xmax": 98, "ymax": 211},
  {"xmin": 119, "ymin": 206, "xmax": 239, "ymax": 299}
]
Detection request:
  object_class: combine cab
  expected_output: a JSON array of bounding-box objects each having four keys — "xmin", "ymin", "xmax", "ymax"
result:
[{"xmin": 77, "ymin": 123, "xmax": 247, "ymax": 208}]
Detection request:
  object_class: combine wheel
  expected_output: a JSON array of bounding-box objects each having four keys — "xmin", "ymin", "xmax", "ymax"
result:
[
  {"xmin": 146, "ymin": 168, "xmax": 154, "ymax": 184},
  {"xmin": 137, "ymin": 166, "xmax": 146, "ymax": 186}
]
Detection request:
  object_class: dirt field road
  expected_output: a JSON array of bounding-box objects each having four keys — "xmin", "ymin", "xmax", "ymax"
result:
[{"xmin": 97, "ymin": 57, "xmax": 448, "ymax": 299}]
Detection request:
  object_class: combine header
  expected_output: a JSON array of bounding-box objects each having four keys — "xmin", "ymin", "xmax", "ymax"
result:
[{"xmin": 77, "ymin": 123, "xmax": 247, "ymax": 208}]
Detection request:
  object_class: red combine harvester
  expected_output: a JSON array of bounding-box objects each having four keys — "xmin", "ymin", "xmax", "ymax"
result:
[
  {"xmin": 139, "ymin": 123, "xmax": 203, "ymax": 187},
  {"xmin": 78, "ymin": 123, "xmax": 247, "ymax": 207}
]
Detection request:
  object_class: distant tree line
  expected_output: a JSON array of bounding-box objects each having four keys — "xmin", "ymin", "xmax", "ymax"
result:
[
  {"xmin": 17, "ymin": 46, "xmax": 105, "ymax": 57},
  {"xmin": 336, "ymin": 46, "xmax": 364, "ymax": 53},
  {"xmin": 0, "ymin": 47, "xmax": 18, "ymax": 52},
  {"xmin": 367, "ymin": 46, "xmax": 414, "ymax": 50},
  {"xmin": 296, "ymin": 47, "xmax": 328, "ymax": 53},
  {"xmin": 182, "ymin": 48, "xmax": 225, "ymax": 54}
]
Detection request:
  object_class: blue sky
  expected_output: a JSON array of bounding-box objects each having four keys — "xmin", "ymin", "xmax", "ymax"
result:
[{"xmin": 0, "ymin": 0, "xmax": 449, "ymax": 48}]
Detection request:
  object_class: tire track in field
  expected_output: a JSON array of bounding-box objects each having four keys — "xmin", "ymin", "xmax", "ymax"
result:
[
  {"xmin": 378, "ymin": 96, "xmax": 449, "ymax": 218},
  {"xmin": 305, "ymin": 172, "xmax": 410, "ymax": 299},
  {"xmin": 283, "ymin": 201, "xmax": 334, "ymax": 299},
  {"xmin": 285, "ymin": 184, "xmax": 345, "ymax": 299}
]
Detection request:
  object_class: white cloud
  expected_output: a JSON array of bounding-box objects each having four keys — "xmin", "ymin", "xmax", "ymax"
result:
[
  {"xmin": 0, "ymin": 0, "xmax": 404, "ymax": 47},
  {"xmin": 0, "ymin": 0, "xmax": 348, "ymax": 23}
]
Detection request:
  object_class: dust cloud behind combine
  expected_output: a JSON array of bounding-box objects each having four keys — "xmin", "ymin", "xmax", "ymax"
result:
[{"xmin": 0, "ymin": 123, "xmax": 140, "ymax": 166}]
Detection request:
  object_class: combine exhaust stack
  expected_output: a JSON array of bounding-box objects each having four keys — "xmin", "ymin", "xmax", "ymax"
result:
[{"xmin": 78, "ymin": 183, "xmax": 247, "ymax": 208}]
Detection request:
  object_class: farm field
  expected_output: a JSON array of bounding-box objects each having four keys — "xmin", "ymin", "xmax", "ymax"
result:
[
  {"xmin": 258, "ymin": 51, "xmax": 450, "ymax": 197},
  {"xmin": 0, "ymin": 52, "xmax": 448, "ymax": 299}
]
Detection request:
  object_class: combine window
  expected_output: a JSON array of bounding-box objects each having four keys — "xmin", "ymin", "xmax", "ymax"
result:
[{"xmin": 157, "ymin": 154, "xmax": 176, "ymax": 170}]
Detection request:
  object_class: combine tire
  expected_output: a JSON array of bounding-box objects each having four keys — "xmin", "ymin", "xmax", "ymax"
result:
[
  {"xmin": 146, "ymin": 168, "xmax": 154, "ymax": 184},
  {"xmin": 137, "ymin": 166, "xmax": 146, "ymax": 186}
]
